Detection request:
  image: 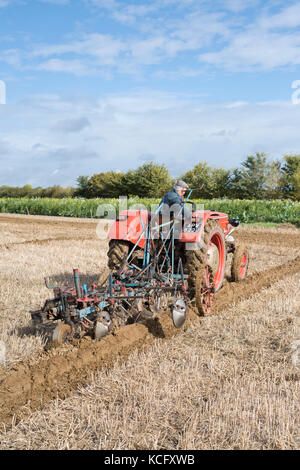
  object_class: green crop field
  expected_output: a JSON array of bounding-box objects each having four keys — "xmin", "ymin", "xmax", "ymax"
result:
[{"xmin": 0, "ymin": 197, "xmax": 299, "ymax": 225}]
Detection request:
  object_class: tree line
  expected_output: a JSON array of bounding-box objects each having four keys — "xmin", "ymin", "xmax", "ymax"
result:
[
  {"xmin": 1, "ymin": 153, "xmax": 300, "ymax": 200},
  {"xmin": 0, "ymin": 184, "xmax": 74, "ymax": 199}
]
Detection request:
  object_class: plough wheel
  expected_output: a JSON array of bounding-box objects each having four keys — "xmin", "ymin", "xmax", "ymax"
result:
[
  {"xmin": 107, "ymin": 240, "xmax": 129, "ymax": 271},
  {"xmin": 231, "ymin": 245, "xmax": 249, "ymax": 282},
  {"xmin": 52, "ymin": 322, "xmax": 72, "ymax": 344}
]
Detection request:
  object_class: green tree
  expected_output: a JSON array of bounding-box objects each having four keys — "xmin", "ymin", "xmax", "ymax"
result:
[
  {"xmin": 228, "ymin": 152, "xmax": 281, "ymax": 199},
  {"xmin": 280, "ymin": 154, "xmax": 300, "ymax": 200},
  {"xmin": 40, "ymin": 185, "xmax": 74, "ymax": 198},
  {"xmin": 121, "ymin": 162, "xmax": 173, "ymax": 197},
  {"xmin": 181, "ymin": 161, "xmax": 231, "ymax": 198},
  {"xmin": 0, "ymin": 185, "xmax": 13, "ymax": 197},
  {"xmin": 74, "ymin": 176, "xmax": 91, "ymax": 198},
  {"xmin": 88, "ymin": 171, "xmax": 124, "ymax": 198},
  {"xmin": 20, "ymin": 184, "xmax": 33, "ymax": 197},
  {"xmin": 0, "ymin": 185, "xmax": 75, "ymax": 198}
]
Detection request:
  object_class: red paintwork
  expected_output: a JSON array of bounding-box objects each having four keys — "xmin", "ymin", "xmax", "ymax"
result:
[
  {"xmin": 209, "ymin": 230, "xmax": 226, "ymax": 290},
  {"xmin": 179, "ymin": 210, "xmax": 229, "ymax": 243},
  {"xmin": 239, "ymin": 252, "xmax": 248, "ymax": 279},
  {"xmin": 76, "ymin": 297, "xmax": 96, "ymax": 302},
  {"xmin": 108, "ymin": 209, "xmax": 229, "ymax": 249},
  {"xmin": 108, "ymin": 210, "xmax": 149, "ymax": 249}
]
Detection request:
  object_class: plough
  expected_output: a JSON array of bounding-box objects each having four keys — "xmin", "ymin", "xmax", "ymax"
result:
[{"xmin": 31, "ymin": 189, "xmax": 249, "ymax": 344}]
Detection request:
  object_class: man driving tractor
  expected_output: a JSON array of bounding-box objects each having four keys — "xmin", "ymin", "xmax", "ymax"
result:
[{"xmin": 160, "ymin": 179, "xmax": 192, "ymax": 223}]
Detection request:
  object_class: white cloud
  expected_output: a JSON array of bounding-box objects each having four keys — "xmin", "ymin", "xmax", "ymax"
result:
[
  {"xmin": 11, "ymin": 2, "xmax": 297, "ymax": 77},
  {"xmin": 53, "ymin": 117, "xmax": 90, "ymax": 133},
  {"xmin": 26, "ymin": 9, "xmax": 229, "ymax": 77},
  {"xmin": 31, "ymin": 33, "xmax": 125, "ymax": 62},
  {"xmin": 36, "ymin": 58, "xmax": 92, "ymax": 76},
  {"xmin": 5, "ymin": 1, "xmax": 300, "ymax": 78},
  {"xmin": 0, "ymin": 0, "xmax": 28, "ymax": 7},
  {"xmin": 220, "ymin": 0, "xmax": 259, "ymax": 13},
  {"xmin": 0, "ymin": 49, "xmax": 22, "ymax": 67},
  {"xmin": 258, "ymin": 3, "xmax": 300, "ymax": 30},
  {"xmin": 39, "ymin": 0, "xmax": 69, "ymax": 4},
  {"xmin": 200, "ymin": 30, "xmax": 300, "ymax": 69},
  {"xmin": 0, "ymin": 0, "xmax": 70, "ymax": 6},
  {"xmin": 199, "ymin": 3, "xmax": 300, "ymax": 70},
  {"xmin": 110, "ymin": 3, "xmax": 158, "ymax": 25},
  {"xmin": 0, "ymin": 138, "xmax": 12, "ymax": 157},
  {"xmin": 1, "ymin": 91, "xmax": 300, "ymax": 187}
]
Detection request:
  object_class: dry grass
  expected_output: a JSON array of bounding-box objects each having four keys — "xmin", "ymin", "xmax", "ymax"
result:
[
  {"xmin": 0, "ymin": 219, "xmax": 298, "ymax": 368},
  {"xmin": 0, "ymin": 273, "xmax": 299, "ymax": 450},
  {"xmin": 0, "ymin": 216, "xmax": 299, "ymax": 450},
  {"xmin": 0, "ymin": 213, "xmax": 100, "ymax": 224},
  {"xmin": 246, "ymin": 244, "xmax": 299, "ymax": 274},
  {"xmin": 0, "ymin": 217, "xmax": 107, "ymax": 366},
  {"xmin": 238, "ymin": 223, "xmax": 300, "ymax": 234},
  {"xmin": 0, "ymin": 220, "xmax": 276, "ymax": 367}
]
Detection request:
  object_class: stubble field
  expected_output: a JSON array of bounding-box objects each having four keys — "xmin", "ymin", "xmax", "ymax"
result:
[{"xmin": 0, "ymin": 213, "xmax": 299, "ymax": 449}]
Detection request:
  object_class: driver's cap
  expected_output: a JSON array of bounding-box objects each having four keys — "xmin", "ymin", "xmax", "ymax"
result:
[{"xmin": 175, "ymin": 180, "xmax": 189, "ymax": 190}]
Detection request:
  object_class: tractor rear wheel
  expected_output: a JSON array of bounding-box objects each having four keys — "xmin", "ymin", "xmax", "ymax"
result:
[
  {"xmin": 186, "ymin": 219, "xmax": 226, "ymax": 315},
  {"xmin": 205, "ymin": 221, "xmax": 226, "ymax": 291},
  {"xmin": 186, "ymin": 250, "xmax": 215, "ymax": 316},
  {"xmin": 231, "ymin": 245, "xmax": 249, "ymax": 281},
  {"xmin": 107, "ymin": 240, "xmax": 129, "ymax": 271}
]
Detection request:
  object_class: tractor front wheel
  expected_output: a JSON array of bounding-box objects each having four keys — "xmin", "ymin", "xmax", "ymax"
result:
[{"xmin": 231, "ymin": 245, "xmax": 249, "ymax": 282}]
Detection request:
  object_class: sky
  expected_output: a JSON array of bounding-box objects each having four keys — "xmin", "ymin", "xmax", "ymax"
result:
[{"xmin": 0, "ymin": 0, "xmax": 300, "ymax": 187}]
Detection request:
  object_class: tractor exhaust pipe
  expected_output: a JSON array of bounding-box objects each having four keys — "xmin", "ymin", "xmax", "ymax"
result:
[{"xmin": 73, "ymin": 268, "xmax": 81, "ymax": 298}]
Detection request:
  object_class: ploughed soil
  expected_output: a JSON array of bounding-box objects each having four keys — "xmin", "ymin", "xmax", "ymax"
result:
[{"xmin": 0, "ymin": 214, "xmax": 299, "ymax": 428}]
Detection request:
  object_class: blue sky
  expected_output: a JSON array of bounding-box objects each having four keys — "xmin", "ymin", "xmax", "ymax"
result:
[{"xmin": 1, "ymin": 0, "xmax": 300, "ymax": 186}]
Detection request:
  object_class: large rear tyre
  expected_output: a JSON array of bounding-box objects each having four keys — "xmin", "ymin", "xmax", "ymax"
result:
[
  {"xmin": 205, "ymin": 220, "xmax": 226, "ymax": 292},
  {"xmin": 186, "ymin": 219, "xmax": 225, "ymax": 315},
  {"xmin": 231, "ymin": 245, "xmax": 249, "ymax": 282},
  {"xmin": 186, "ymin": 249, "xmax": 215, "ymax": 316},
  {"xmin": 186, "ymin": 219, "xmax": 225, "ymax": 287},
  {"xmin": 107, "ymin": 240, "xmax": 129, "ymax": 271}
]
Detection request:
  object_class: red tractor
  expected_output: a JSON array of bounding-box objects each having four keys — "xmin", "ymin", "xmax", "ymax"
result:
[
  {"xmin": 32, "ymin": 190, "xmax": 249, "ymax": 344},
  {"xmin": 102, "ymin": 193, "xmax": 249, "ymax": 317}
]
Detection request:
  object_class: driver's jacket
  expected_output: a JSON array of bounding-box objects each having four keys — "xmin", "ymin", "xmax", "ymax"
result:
[{"xmin": 159, "ymin": 189, "xmax": 192, "ymax": 220}]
